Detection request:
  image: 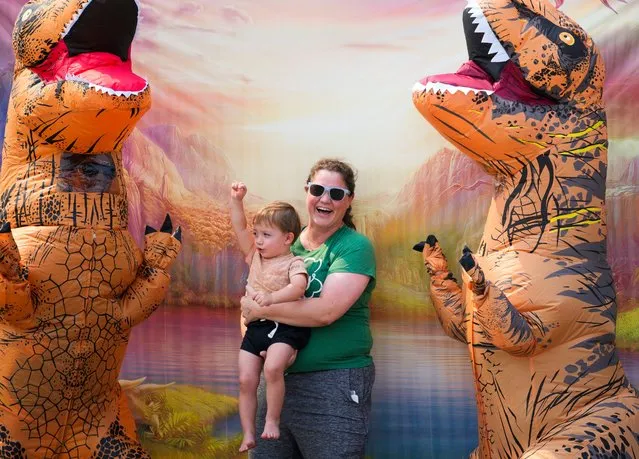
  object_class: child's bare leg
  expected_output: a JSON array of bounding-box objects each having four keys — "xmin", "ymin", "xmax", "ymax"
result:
[
  {"xmin": 261, "ymin": 342, "xmax": 297, "ymax": 440},
  {"xmin": 238, "ymin": 349, "xmax": 263, "ymax": 452}
]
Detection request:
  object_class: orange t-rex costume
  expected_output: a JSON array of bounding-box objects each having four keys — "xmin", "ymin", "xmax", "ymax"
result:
[
  {"xmin": 412, "ymin": 0, "xmax": 639, "ymax": 457},
  {"xmin": 0, "ymin": 0, "xmax": 181, "ymax": 457}
]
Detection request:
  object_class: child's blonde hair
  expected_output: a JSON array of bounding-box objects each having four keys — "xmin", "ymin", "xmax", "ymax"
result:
[{"xmin": 253, "ymin": 201, "xmax": 301, "ymax": 241}]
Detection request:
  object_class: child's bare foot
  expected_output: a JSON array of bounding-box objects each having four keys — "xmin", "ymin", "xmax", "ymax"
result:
[
  {"xmin": 261, "ymin": 419, "xmax": 280, "ymax": 440},
  {"xmin": 239, "ymin": 434, "xmax": 256, "ymax": 452}
]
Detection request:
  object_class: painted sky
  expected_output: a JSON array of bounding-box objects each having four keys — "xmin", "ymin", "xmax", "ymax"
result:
[
  {"xmin": 0, "ymin": 0, "xmax": 629, "ymax": 200},
  {"xmin": 127, "ymin": 0, "xmax": 623, "ymax": 200},
  {"xmin": 131, "ymin": 0, "xmax": 464, "ymax": 200}
]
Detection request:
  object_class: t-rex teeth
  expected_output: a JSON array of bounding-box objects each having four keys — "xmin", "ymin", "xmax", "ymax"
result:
[
  {"xmin": 60, "ymin": 0, "xmax": 92, "ymax": 39},
  {"xmin": 466, "ymin": 1, "xmax": 509, "ymax": 63},
  {"xmin": 412, "ymin": 81, "xmax": 494, "ymax": 96},
  {"xmin": 66, "ymin": 73, "xmax": 148, "ymax": 98}
]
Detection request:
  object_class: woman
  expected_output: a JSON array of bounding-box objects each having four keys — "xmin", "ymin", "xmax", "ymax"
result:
[{"xmin": 241, "ymin": 158, "xmax": 376, "ymax": 459}]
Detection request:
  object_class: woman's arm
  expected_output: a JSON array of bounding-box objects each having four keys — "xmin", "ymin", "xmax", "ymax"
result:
[{"xmin": 242, "ymin": 272, "xmax": 370, "ymax": 327}]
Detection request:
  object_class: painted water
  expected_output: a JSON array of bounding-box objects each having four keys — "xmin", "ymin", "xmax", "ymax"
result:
[{"xmin": 120, "ymin": 306, "xmax": 639, "ymax": 458}]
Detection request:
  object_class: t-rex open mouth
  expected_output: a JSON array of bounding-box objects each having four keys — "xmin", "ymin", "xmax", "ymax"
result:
[
  {"xmin": 413, "ymin": 0, "xmax": 556, "ymax": 106},
  {"xmin": 31, "ymin": 0, "xmax": 147, "ymax": 97}
]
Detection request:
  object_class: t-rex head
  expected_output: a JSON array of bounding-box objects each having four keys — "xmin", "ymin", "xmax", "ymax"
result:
[
  {"xmin": 10, "ymin": 0, "xmax": 150, "ymax": 153},
  {"xmin": 412, "ymin": 0, "xmax": 606, "ymax": 177}
]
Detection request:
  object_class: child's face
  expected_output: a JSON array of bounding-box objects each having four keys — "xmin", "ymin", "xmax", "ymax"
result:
[{"xmin": 253, "ymin": 223, "xmax": 293, "ymax": 259}]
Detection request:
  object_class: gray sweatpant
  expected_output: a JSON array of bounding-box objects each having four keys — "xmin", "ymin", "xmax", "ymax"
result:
[{"xmin": 250, "ymin": 364, "xmax": 375, "ymax": 459}]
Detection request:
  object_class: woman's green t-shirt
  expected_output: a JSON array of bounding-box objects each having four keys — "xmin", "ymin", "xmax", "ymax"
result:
[{"xmin": 287, "ymin": 225, "xmax": 376, "ymax": 373}]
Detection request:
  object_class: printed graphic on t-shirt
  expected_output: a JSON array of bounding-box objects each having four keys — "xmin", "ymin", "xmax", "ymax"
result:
[{"xmin": 304, "ymin": 257, "xmax": 323, "ymax": 297}]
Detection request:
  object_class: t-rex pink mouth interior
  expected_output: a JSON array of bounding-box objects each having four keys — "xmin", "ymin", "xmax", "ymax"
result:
[
  {"xmin": 32, "ymin": 41, "xmax": 147, "ymax": 92},
  {"xmin": 418, "ymin": 61, "xmax": 555, "ymax": 106},
  {"xmin": 32, "ymin": 0, "xmax": 146, "ymax": 93}
]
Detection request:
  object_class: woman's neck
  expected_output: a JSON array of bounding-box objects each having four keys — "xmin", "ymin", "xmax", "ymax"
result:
[{"xmin": 302, "ymin": 223, "xmax": 343, "ymax": 250}]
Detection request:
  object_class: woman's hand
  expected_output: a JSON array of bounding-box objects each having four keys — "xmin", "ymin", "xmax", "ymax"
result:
[
  {"xmin": 241, "ymin": 286, "xmax": 270, "ymax": 324},
  {"xmin": 253, "ymin": 291, "xmax": 273, "ymax": 306},
  {"xmin": 241, "ymin": 294, "xmax": 262, "ymax": 325}
]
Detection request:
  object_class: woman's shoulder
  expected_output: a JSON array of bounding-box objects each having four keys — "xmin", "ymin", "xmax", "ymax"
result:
[
  {"xmin": 332, "ymin": 226, "xmax": 374, "ymax": 251},
  {"xmin": 327, "ymin": 227, "xmax": 376, "ymax": 275}
]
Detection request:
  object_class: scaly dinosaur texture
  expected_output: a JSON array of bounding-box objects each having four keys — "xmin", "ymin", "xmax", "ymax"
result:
[
  {"xmin": 0, "ymin": 0, "xmax": 181, "ymax": 457},
  {"xmin": 412, "ymin": 0, "xmax": 639, "ymax": 457}
]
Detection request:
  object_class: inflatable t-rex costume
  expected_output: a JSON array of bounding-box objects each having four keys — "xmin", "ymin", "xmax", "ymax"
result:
[
  {"xmin": 0, "ymin": 0, "xmax": 181, "ymax": 456},
  {"xmin": 412, "ymin": 0, "xmax": 639, "ymax": 457}
]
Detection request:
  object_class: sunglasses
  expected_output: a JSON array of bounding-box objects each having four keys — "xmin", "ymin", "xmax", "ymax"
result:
[{"xmin": 306, "ymin": 182, "xmax": 351, "ymax": 201}]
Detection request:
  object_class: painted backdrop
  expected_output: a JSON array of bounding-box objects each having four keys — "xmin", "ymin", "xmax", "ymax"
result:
[{"xmin": 1, "ymin": 0, "xmax": 638, "ymax": 457}]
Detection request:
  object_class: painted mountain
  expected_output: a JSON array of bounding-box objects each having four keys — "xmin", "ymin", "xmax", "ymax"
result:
[{"xmin": 121, "ymin": 126, "xmax": 244, "ymax": 304}]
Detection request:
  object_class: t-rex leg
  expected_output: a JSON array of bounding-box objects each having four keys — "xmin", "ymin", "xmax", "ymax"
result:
[
  {"xmin": 520, "ymin": 394, "xmax": 639, "ymax": 458},
  {"xmin": 90, "ymin": 394, "xmax": 150, "ymax": 459}
]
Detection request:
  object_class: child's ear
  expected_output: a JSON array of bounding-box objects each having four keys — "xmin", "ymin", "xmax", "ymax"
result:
[{"xmin": 285, "ymin": 232, "xmax": 295, "ymax": 245}]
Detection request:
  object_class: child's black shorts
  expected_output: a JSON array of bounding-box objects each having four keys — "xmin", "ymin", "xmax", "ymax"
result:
[{"xmin": 241, "ymin": 319, "xmax": 311, "ymax": 357}]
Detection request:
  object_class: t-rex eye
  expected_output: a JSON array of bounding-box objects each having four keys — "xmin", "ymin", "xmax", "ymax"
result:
[
  {"xmin": 559, "ymin": 32, "xmax": 575, "ymax": 46},
  {"xmin": 21, "ymin": 9, "xmax": 33, "ymax": 22}
]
